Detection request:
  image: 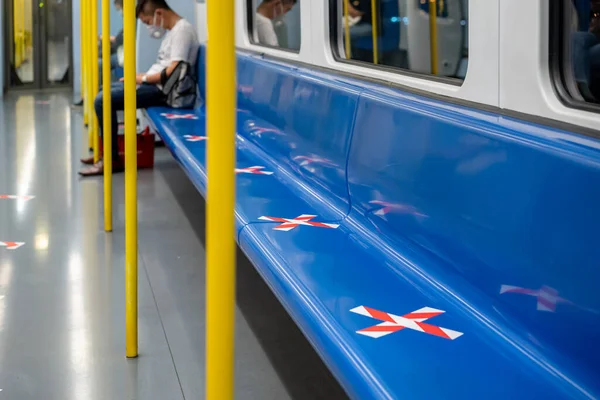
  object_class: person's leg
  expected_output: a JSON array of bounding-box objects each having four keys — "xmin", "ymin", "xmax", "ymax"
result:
[
  {"xmin": 571, "ymin": 31, "xmax": 597, "ymax": 85},
  {"xmin": 589, "ymin": 43, "xmax": 600, "ymax": 100},
  {"xmin": 589, "ymin": 42, "xmax": 600, "ymax": 71},
  {"xmin": 571, "ymin": 31, "xmax": 598, "ymax": 101},
  {"xmin": 135, "ymin": 83, "xmax": 167, "ymax": 109},
  {"xmin": 94, "ymin": 82, "xmax": 124, "ymax": 164},
  {"xmin": 80, "ymin": 83, "xmax": 164, "ymax": 175},
  {"xmin": 102, "ymin": 83, "xmax": 163, "ymax": 155}
]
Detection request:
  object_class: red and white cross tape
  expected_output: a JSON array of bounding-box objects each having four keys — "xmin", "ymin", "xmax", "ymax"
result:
[
  {"xmin": 235, "ymin": 166, "xmax": 273, "ymax": 175},
  {"xmin": 183, "ymin": 135, "xmax": 207, "ymax": 142},
  {"xmin": 0, "ymin": 195, "xmax": 35, "ymax": 201},
  {"xmin": 258, "ymin": 214, "xmax": 339, "ymax": 231},
  {"xmin": 351, "ymin": 305, "xmax": 463, "ymax": 340},
  {"xmin": 0, "ymin": 242, "xmax": 25, "ymax": 250},
  {"xmin": 160, "ymin": 113, "xmax": 198, "ymax": 120}
]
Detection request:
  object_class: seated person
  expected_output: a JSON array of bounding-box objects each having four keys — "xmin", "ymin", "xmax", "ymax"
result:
[
  {"xmin": 79, "ymin": 0, "xmax": 199, "ymax": 176},
  {"xmin": 344, "ymin": 0, "xmax": 375, "ymax": 62},
  {"xmin": 571, "ymin": 0, "xmax": 598, "ymax": 101},
  {"xmin": 255, "ymin": 0, "xmax": 297, "ymax": 47},
  {"xmin": 73, "ymin": 0, "xmax": 124, "ymax": 107},
  {"xmin": 104, "ymin": 0, "xmax": 124, "ymax": 79}
]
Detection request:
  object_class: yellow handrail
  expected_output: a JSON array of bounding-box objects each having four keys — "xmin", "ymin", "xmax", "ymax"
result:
[
  {"xmin": 371, "ymin": 0, "xmax": 379, "ymax": 64},
  {"xmin": 343, "ymin": 0, "xmax": 351, "ymax": 59},
  {"xmin": 206, "ymin": 0, "xmax": 236, "ymax": 398},
  {"xmin": 91, "ymin": 0, "xmax": 100, "ymax": 163},
  {"xmin": 428, "ymin": 0, "xmax": 438, "ymax": 75},
  {"xmin": 84, "ymin": 1, "xmax": 92, "ymax": 135},
  {"xmin": 89, "ymin": 0, "xmax": 95, "ymax": 148},
  {"xmin": 102, "ymin": 0, "xmax": 112, "ymax": 231},
  {"xmin": 124, "ymin": 0, "xmax": 138, "ymax": 358},
  {"xmin": 81, "ymin": 1, "xmax": 88, "ymax": 126}
]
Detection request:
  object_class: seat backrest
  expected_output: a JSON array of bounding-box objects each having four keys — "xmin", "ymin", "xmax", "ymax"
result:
[
  {"xmin": 347, "ymin": 88, "xmax": 600, "ymax": 380},
  {"xmin": 236, "ymin": 54, "xmax": 362, "ymax": 214}
]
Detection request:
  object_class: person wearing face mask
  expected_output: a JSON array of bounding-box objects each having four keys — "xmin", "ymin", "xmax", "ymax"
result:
[
  {"xmin": 79, "ymin": 0, "xmax": 199, "ymax": 176},
  {"xmin": 255, "ymin": 0, "xmax": 297, "ymax": 48}
]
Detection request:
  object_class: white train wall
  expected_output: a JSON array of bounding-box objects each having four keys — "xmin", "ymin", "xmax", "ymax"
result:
[{"xmin": 192, "ymin": 0, "xmax": 600, "ymax": 133}]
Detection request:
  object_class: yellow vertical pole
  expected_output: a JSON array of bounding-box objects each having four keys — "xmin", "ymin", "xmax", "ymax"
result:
[
  {"xmin": 91, "ymin": 0, "xmax": 100, "ymax": 162},
  {"xmin": 102, "ymin": 0, "xmax": 112, "ymax": 231},
  {"xmin": 87, "ymin": 0, "xmax": 94, "ymax": 149},
  {"xmin": 14, "ymin": 0, "xmax": 21, "ymax": 67},
  {"xmin": 370, "ymin": 0, "xmax": 379, "ymax": 64},
  {"xmin": 83, "ymin": 1, "xmax": 90, "ymax": 128},
  {"xmin": 428, "ymin": 0, "xmax": 438, "ymax": 75},
  {"xmin": 81, "ymin": 1, "xmax": 88, "ymax": 125},
  {"xmin": 124, "ymin": 0, "xmax": 138, "ymax": 358},
  {"xmin": 206, "ymin": 0, "xmax": 236, "ymax": 398},
  {"xmin": 343, "ymin": 0, "xmax": 351, "ymax": 59}
]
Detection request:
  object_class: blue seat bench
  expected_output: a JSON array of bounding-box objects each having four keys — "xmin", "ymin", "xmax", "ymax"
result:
[{"xmin": 146, "ymin": 45, "xmax": 600, "ymax": 399}]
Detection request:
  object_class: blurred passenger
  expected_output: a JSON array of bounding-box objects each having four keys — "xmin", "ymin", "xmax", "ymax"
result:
[
  {"xmin": 73, "ymin": 0, "xmax": 124, "ymax": 107},
  {"xmin": 255, "ymin": 0, "xmax": 297, "ymax": 47},
  {"xmin": 344, "ymin": 0, "xmax": 401, "ymax": 66},
  {"xmin": 571, "ymin": 0, "xmax": 600, "ymax": 101},
  {"xmin": 344, "ymin": 0, "xmax": 375, "ymax": 62},
  {"xmin": 102, "ymin": 0, "xmax": 124, "ymax": 80},
  {"xmin": 79, "ymin": 0, "xmax": 199, "ymax": 176},
  {"xmin": 342, "ymin": 1, "xmax": 362, "ymax": 29}
]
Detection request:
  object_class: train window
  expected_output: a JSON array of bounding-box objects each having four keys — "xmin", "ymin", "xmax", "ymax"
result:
[
  {"xmin": 331, "ymin": 0, "xmax": 469, "ymax": 81},
  {"xmin": 247, "ymin": 0, "xmax": 301, "ymax": 52},
  {"xmin": 551, "ymin": 0, "xmax": 600, "ymax": 111}
]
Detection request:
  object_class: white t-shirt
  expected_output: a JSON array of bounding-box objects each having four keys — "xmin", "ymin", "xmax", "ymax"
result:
[
  {"xmin": 147, "ymin": 18, "xmax": 199, "ymax": 77},
  {"xmin": 255, "ymin": 13, "xmax": 278, "ymax": 47}
]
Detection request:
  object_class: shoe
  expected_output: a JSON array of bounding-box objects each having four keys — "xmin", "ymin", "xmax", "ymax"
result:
[
  {"xmin": 80, "ymin": 155, "xmax": 95, "ymax": 165},
  {"xmin": 74, "ymin": 99, "xmax": 84, "ymax": 106},
  {"xmin": 78, "ymin": 160, "xmax": 125, "ymax": 176}
]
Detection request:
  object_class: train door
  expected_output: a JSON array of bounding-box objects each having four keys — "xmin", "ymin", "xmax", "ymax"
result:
[{"xmin": 4, "ymin": 0, "xmax": 73, "ymax": 90}]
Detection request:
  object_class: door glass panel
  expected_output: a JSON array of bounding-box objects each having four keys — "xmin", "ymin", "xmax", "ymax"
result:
[
  {"xmin": 45, "ymin": 0, "xmax": 70, "ymax": 84},
  {"xmin": 12, "ymin": 0, "xmax": 35, "ymax": 84}
]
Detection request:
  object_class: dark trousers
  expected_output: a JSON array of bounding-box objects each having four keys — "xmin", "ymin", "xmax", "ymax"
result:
[{"xmin": 94, "ymin": 82, "xmax": 166, "ymax": 162}]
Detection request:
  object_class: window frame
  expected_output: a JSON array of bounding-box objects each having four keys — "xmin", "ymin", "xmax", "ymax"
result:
[
  {"xmin": 327, "ymin": 0, "xmax": 465, "ymax": 87},
  {"xmin": 245, "ymin": 0, "xmax": 302, "ymax": 54},
  {"xmin": 549, "ymin": 0, "xmax": 600, "ymax": 114}
]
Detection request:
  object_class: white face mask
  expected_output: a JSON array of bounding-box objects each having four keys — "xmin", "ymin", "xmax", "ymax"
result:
[{"xmin": 148, "ymin": 12, "xmax": 166, "ymax": 39}]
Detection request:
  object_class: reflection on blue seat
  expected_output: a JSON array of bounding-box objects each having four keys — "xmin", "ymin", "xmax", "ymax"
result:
[{"xmin": 147, "ymin": 44, "xmax": 600, "ymax": 399}]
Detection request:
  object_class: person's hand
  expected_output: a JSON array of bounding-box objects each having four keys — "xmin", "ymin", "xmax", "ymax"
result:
[{"xmin": 119, "ymin": 74, "xmax": 146, "ymax": 84}]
